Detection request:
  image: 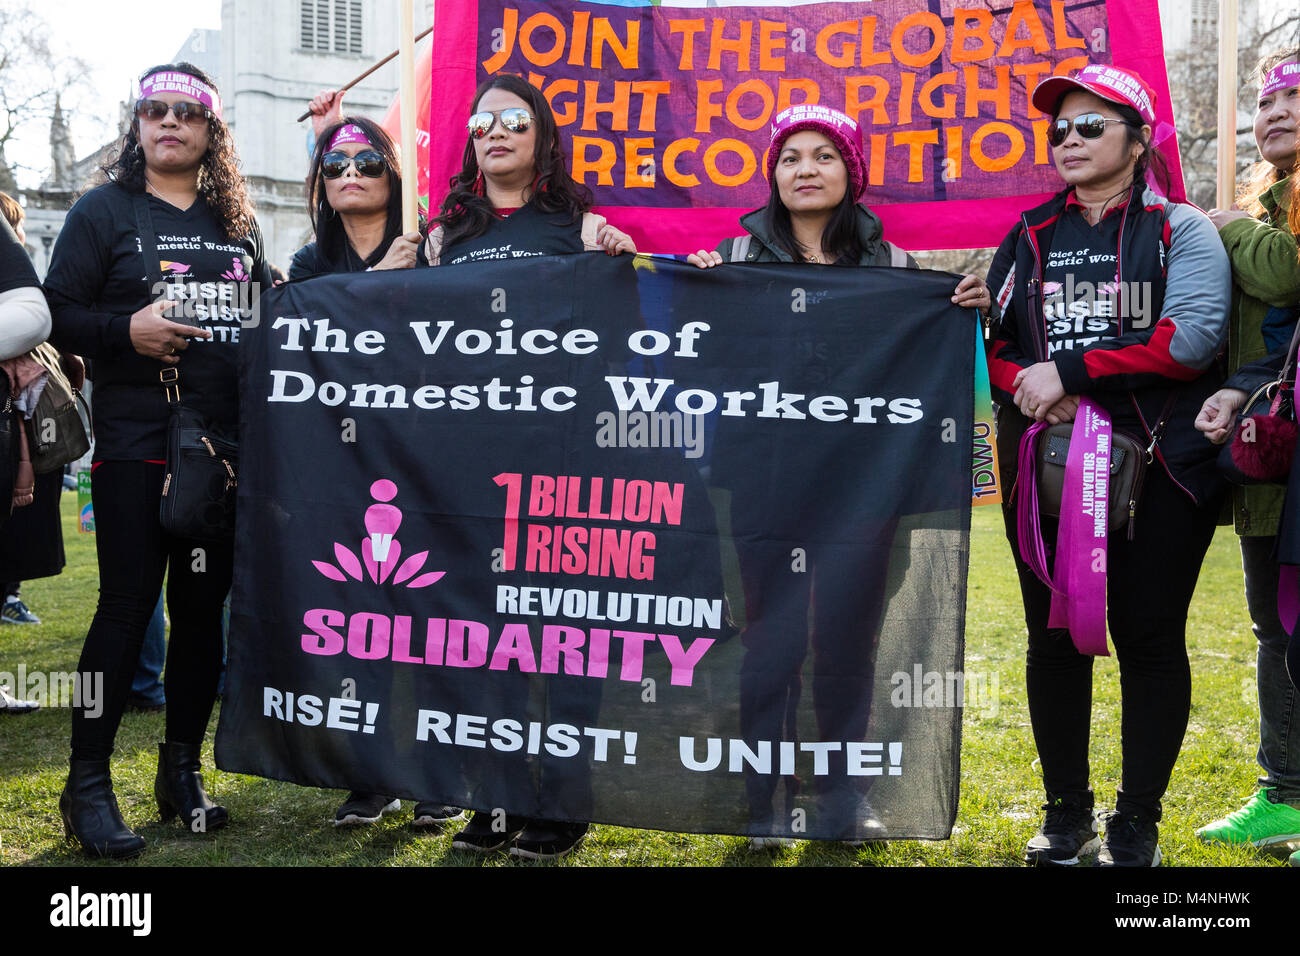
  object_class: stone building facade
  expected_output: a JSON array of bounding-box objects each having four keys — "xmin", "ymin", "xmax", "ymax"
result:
[{"xmin": 20, "ymin": 0, "xmax": 435, "ymax": 276}]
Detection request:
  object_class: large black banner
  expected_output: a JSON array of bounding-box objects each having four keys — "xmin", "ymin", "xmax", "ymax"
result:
[{"xmin": 216, "ymin": 254, "xmax": 974, "ymax": 842}]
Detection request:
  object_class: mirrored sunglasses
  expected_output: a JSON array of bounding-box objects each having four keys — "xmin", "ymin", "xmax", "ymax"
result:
[
  {"xmin": 1048, "ymin": 112, "xmax": 1135, "ymax": 147},
  {"xmin": 467, "ymin": 108, "xmax": 533, "ymax": 139},
  {"xmin": 321, "ymin": 150, "xmax": 387, "ymax": 179}
]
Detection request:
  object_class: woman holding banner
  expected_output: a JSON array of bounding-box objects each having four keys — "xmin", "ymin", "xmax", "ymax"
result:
[
  {"xmin": 424, "ymin": 73, "xmax": 634, "ymax": 860},
  {"xmin": 44, "ymin": 62, "xmax": 270, "ymax": 858},
  {"xmin": 988, "ymin": 65, "xmax": 1231, "ymax": 867},
  {"xmin": 293, "ymin": 93, "xmax": 424, "ymax": 278},
  {"xmin": 687, "ymin": 104, "xmax": 989, "ymax": 847},
  {"xmin": 1191, "ymin": 50, "xmax": 1300, "ymax": 854},
  {"xmin": 293, "ymin": 94, "xmax": 467, "ymax": 831}
]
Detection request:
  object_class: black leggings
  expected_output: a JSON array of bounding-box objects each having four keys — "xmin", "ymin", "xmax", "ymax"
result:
[
  {"xmin": 71, "ymin": 461, "xmax": 231, "ymax": 761},
  {"xmin": 1002, "ymin": 462, "xmax": 1219, "ymax": 820}
]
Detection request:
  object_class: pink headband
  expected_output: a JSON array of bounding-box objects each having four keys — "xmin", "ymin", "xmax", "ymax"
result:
[
  {"xmin": 1262, "ymin": 61, "xmax": 1300, "ymax": 97},
  {"xmin": 327, "ymin": 124, "xmax": 372, "ymax": 150},
  {"xmin": 138, "ymin": 71, "xmax": 221, "ymax": 119}
]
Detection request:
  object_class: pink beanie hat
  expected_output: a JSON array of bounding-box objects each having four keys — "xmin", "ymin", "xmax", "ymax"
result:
[{"xmin": 766, "ymin": 104, "xmax": 867, "ymax": 201}]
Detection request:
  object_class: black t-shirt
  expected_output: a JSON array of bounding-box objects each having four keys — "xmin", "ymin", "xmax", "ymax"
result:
[
  {"xmin": 441, "ymin": 200, "xmax": 584, "ymax": 266},
  {"xmin": 1042, "ymin": 200, "xmax": 1124, "ymax": 358},
  {"xmin": 43, "ymin": 182, "xmax": 271, "ymax": 460},
  {"xmin": 290, "ymin": 231, "xmax": 430, "ymax": 280},
  {"xmin": 0, "ymin": 218, "xmax": 38, "ymax": 293},
  {"xmin": 290, "ymin": 238, "xmax": 366, "ymax": 280}
]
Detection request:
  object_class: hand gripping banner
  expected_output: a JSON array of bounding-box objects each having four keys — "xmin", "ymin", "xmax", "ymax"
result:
[
  {"xmin": 425, "ymin": 0, "xmax": 1183, "ymax": 253},
  {"xmin": 217, "ymin": 256, "xmax": 975, "ymax": 841}
]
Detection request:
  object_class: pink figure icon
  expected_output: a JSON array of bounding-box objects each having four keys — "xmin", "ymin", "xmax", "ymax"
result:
[
  {"xmin": 311, "ymin": 477, "xmax": 445, "ymax": 588},
  {"xmin": 365, "ymin": 479, "xmax": 402, "ymax": 562}
]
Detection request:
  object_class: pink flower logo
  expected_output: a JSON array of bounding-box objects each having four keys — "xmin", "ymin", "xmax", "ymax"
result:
[
  {"xmin": 311, "ymin": 478, "xmax": 445, "ymax": 588},
  {"xmin": 221, "ymin": 257, "xmax": 249, "ymax": 282}
]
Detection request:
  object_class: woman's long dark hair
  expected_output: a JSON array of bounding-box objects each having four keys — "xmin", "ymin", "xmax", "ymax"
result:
[
  {"xmin": 100, "ymin": 62, "xmax": 254, "ymax": 241},
  {"xmin": 306, "ymin": 115, "xmax": 408, "ymax": 270},
  {"xmin": 764, "ymin": 152, "xmax": 866, "ymax": 265},
  {"xmin": 435, "ymin": 74, "xmax": 592, "ymax": 250}
]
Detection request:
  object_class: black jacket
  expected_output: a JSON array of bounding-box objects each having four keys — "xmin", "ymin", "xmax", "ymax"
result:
[
  {"xmin": 715, "ymin": 203, "xmax": 916, "ymax": 267},
  {"xmin": 44, "ymin": 183, "xmax": 270, "ymax": 460},
  {"xmin": 986, "ymin": 184, "xmax": 1232, "ymax": 504}
]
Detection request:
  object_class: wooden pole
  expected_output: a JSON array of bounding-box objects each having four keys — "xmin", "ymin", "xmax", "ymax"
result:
[
  {"xmin": 293, "ymin": 24, "xmax": 434, "ymax": 123},
  {"xmin": 398, "ymin": 0, "xmax": 419, "ymax": 233},
  {"xmin": 1217, "ymin": 0, "xmax": 1239, "ymax": 208}
]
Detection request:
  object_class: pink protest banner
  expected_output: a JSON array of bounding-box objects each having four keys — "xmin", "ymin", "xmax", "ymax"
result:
[
  {"xmin": 427, "ymin": 0, "xmax": 1183, "ymax": 253},
  {"xmin": 381, "ymin": 38, "xmax": 433, "ymax": 210}
]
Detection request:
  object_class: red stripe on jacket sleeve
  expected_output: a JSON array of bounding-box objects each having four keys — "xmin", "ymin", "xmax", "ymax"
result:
[
  {"xmin": 988, "ymin": 339, "xmax": 1026, "ymax": 394},
  {"xmin": 1080, "ymin": 318, "xmax": 1201, "ymax": 381}
]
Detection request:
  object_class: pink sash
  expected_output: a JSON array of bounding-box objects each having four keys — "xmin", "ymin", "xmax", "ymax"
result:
[
  {"xmin": 1017, "ymin": 399, "xmax": 1113, "ymax": 656},
  {"xmin": 1279, "ymin": 565, "xmax": 1299, "ymax": 637}
]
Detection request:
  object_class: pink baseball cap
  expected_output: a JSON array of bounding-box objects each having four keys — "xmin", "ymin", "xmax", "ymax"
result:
[
  {"xmin": 1032, "ymin": 64, "xmax": 1158, "ymax": 126},
  {"xmin": 766, "ymin": 104, "xmax": 867, "ymax": 201}
]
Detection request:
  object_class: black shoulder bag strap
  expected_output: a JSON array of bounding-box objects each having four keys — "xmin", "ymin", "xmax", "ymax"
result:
[
  {"xmin": 132, "ymin": 192, "xmax": 181, "ymax": 405},
  {"xmin": 133, "ymin": 191, "xmax": 165, "ymax": 289},
  {"xmin": 1279, "ymin": 311, "xmax": 1300, "ymax": 387}
]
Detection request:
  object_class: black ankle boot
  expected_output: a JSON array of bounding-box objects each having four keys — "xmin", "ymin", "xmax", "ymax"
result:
[
  {"xmin": 154, "ymin": 741, "xmax": 229, "ymax": 832},
  {"xmin": 60, "ymin": 759, "xmax": 146, "ymax": 859}
]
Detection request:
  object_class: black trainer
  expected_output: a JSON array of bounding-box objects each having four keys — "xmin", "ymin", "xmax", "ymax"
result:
[
  {"xmin": 450, "ymin": 811, "xmax": 529, "ymax": 852},
  {"xmin": 333, "ymin": 791, "xmax": 400, "ymax": 826},
  {"xmin": 1024, "ymin": 794, "xmax": 1100, "ymax": 866},
  {"xmin": 509, "ymin": 820, "xmax": 590, "ymax": 861},
  {"xmin": 1097, "ymin": 810, "xmax": 1161, "ymax": 867},
  {"xmin": 411, "ymin": 802, "xmax": 467, "ymax": 828}
]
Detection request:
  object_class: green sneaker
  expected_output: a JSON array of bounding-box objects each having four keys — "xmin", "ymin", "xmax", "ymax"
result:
[{"xmin": 1196, "ymin": 789, "xmax": 1300, "ymax": 848}]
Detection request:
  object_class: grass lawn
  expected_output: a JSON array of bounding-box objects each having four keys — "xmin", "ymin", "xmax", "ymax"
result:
[{"xmin": 0, "ymin": 493, "xmax": 1291, "ymax": 867}]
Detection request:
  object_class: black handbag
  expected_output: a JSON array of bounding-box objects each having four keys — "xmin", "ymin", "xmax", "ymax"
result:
[
  {"xmin": 134, "ymin": 193, "xmax": 239, "ymax": 540},
  {"xmin": 1034, "ymin": 424, "xmax": 1148, "ymax": 536},
  {"xmin": 1028, "ymin": 393, "xmax": 1175, "ymax": 541},
  {"xmin": 1219, "ymin": 322, "xmax": 1300, "ymax": 486},
  {"xmin": 159, "ymin": 368, "xmax": 237, "ymax": 540},
  {"xmin": 1219, "ymin": 380, "xmax": 1296, "ymax": 485}
]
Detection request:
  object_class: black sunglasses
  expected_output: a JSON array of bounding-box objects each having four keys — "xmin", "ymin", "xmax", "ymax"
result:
[
  {"xmin": 321, "ymin": 150, "xmax": 387, "ymax": 179},
  {"xmin": 467, "ymin": 107, "xmax": 533, "ymax": 139},
  {"xmin": 134, "ymin": 98, "xmax": 213, "ymax": 125},
  {"xmin": 1048, "ymin": 112, "xmax": 1136, "ymax": 147}
]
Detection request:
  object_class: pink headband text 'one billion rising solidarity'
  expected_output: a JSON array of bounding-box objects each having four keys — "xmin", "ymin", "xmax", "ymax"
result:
[
  {"xmin": 138, "ymin": 71, "xmax": 222, "ymax": 119},
  {"xmin": 1262, "ymin": 61, "xmax": 1300, "ymax": 98}
]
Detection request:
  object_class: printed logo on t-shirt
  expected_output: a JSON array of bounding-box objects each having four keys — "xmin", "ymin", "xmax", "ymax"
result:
[
  {"xmin": 1042, "ymin": 240, "xmax": 1154, "ymax": 356},
  {"xmin": 447, "ymin": 243, "xmax": 546, "ymax": 266},
  {"xmin": 149, "ymin": 232, "xmax": 258, "ymax": 342}
]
